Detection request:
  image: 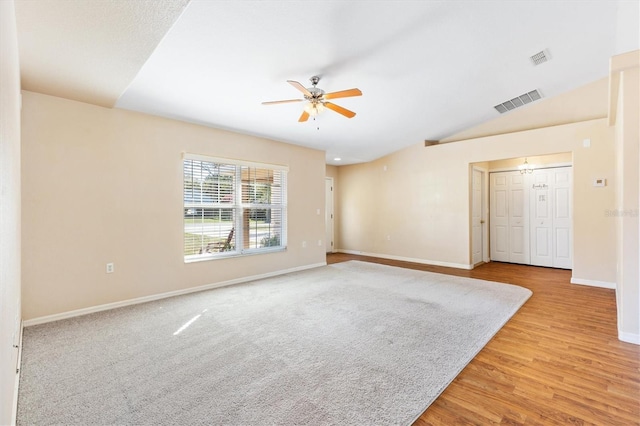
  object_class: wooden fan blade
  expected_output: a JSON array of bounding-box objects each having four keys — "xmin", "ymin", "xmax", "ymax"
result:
[
  {"xmin": 324, "ymin": 88, "xmax": 362, "ymax": 100},
  {"xmin": 262, "ymin": 99, "xmax": 304, "ymax": 105},
  {"xmin": 287, "ymin": 80, "xmax": 312, "ymax": 97},
  {"xmin": 298, "ymin": 111, "xmax": 310, "ymax": 122},
  {"xmin": 324, "ymin": 102, "xmax": 356, "ymax": 118}
]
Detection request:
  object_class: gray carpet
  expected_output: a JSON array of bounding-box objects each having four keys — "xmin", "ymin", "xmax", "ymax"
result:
[{"xmin": 17, "ymin": 261, "xmax": 532, "ymax": 425}]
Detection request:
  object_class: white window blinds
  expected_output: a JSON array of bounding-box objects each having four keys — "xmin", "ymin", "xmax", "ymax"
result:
[{"xmin": 183, "ymin": 155, "xmax": 287, "ymax": 261}]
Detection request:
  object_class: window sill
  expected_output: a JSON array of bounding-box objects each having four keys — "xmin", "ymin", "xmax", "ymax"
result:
[{"xmin": 184, "ymin": 246, "xmax": 287, "ymax": 263}]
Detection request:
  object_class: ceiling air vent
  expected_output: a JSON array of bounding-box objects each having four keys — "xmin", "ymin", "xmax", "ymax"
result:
[
  {"xmin": 530, "ymin": 49, "xmax": 550, "ymax": 66},
  {"xmin": 494, "ymin": 90, "xmax": 542, "ymax": 114}
]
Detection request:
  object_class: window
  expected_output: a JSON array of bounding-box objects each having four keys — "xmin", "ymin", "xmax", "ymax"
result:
[{"xmin": 183, "ymin": 154, "xmax": 287, "ymax": 262}]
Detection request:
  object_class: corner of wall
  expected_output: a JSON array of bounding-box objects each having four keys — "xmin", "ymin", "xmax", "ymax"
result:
[
  {"xmin": 1, "ymin": 0, "xmax": 23, "ymax": 423},
  {"xmin": 609, "ymin": 49, "xmax": 640, "ymax": 345}
]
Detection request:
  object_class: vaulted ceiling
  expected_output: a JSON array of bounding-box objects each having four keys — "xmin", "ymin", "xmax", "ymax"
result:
[{"xmin": 15, "ymin": 0, "xmax": 639, "ymax": 165}]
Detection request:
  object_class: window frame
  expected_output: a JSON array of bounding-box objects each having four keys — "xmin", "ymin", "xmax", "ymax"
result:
[{"xmin": 183, "ymin": 153, "xmax": 288, "ymax": 263}]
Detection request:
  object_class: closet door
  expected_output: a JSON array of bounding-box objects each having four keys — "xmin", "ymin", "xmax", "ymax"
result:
[
  {"xmin": 530, "ymin": 170, "xmax": 553, "ymax": 267},
  {"xmin": 490, "ymin": 173, "xmax": 510, "ymax": 262},
  {"xmin": 508, "ymin": 173, "xmax": 529, "ymax": 264},
  {"xmin": 490, "ymin": 171, "xmax": 529, "ymax": 264},
  {"xmin": 490, "ymin": 166, "xmax": 572, "ymax": 269},
  {"xmin": 552, "ymin": 168, "xmax": 572, "ymax": 268}
]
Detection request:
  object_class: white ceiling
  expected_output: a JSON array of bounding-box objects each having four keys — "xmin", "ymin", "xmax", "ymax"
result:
[{"xmin": 15, "ymin": 0, "xmax": 639, "ymax": 165}]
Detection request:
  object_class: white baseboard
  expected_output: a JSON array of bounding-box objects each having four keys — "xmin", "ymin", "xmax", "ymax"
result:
[
  {"xmin": 337, "ymin": 249, "xmax": 473, "ymax": 270},
  {"xmin": 618, "ymin": 331, "xmax": 640, "ymax": 345},
  {"xmin": 23, "ymin": 262, "xmax": 326, "ymax": 327},
  {"xmin": 570, "ymin": 277, "xmax": 616, "ymax": 289},
  {"xmin": 11, "ymin": 320, "xmax": 23, "ymax": 426}
]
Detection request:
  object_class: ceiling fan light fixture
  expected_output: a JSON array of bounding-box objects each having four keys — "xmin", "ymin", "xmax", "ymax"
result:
[{"xmin": 304, "ymin": 102, "xmax": 325, "ymax": 116}]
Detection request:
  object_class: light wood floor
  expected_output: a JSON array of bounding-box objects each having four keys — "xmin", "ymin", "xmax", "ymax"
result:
[{"xmin": 327, "ymin": 253, "xmax": 640, "ymax": 425}]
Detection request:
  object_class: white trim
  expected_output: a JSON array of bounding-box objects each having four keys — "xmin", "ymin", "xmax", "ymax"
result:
[
  {"xmin": 11, "ymin": 320, "xmax": 23, "ymax": 426},
  {"xmin": 182, "ymin": 152, "xmax": 289, "ymax": 171},
  {"xmin": 618, "ymin": 331, "xmax": 640, "ymax": 345},
  {"xmin": 23, "ymin": 262, "xmax": 326, "ymax": 327},
  {"xmin": 337, "ymin": 249, "xmax": 473, "ymax": 270},
  {"xmin": 570, "ymin": 277, "xmax": 616, "ymax": 289}
]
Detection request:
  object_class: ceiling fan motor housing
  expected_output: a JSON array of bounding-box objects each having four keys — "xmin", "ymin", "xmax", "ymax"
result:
[
  {"xmin": 305, "ymin": 76, "xmax": 325, "ymax": 103},
  {"xmin": 305, "ymin": 87, "xmax": 325, "ymax": 103}
]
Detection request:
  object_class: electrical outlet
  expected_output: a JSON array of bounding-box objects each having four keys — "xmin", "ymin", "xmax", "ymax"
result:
[
  {"xmin": 302, "ymin": 241, "xmax": 307, "ymax": 248},
  {"xmin": 106, "ymin": 263, "xmax": 114, "ymax": 273},
  {"xmin": 317, "ymin": 240, "xmax": 322, "ymax": 246}
]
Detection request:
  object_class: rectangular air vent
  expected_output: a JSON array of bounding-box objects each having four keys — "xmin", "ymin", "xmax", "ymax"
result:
[
  {"xmin": 530, "ymin": 49, "xmax": 550, "ymax": 66},
  {"xmin": 494, "ymin": 90, "xmax": 543, "ymax": 114}
]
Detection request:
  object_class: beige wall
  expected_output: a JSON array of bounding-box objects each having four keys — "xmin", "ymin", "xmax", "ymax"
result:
[
  {"xmin": 21, "ymin": 91, "xmax": 327, "ymax": 320},
  {"xmin": 0, "ymin": 1, "xmax": 22, "ymax": 423},
  {"xmin": 612, "ymin": 51, "xmax": 639, "ymax": 343},
  {"xmin": 325, "ymin": 165, "xmax": 339, "ymax": 251},
  {"xmin": 337, "ymin": 118, "xmax": 616, "ymax": 283}
]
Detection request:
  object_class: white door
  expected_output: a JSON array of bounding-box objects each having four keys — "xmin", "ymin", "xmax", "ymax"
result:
[
  {"xmin": 490, "ymin": 166, "xmax": 572, "ymax": 269},
  {"xmin": 530, "ymin": 170, "xmax": 553, "ymax": 267},
  {"xmin": 508, "ymin": 173, "xmax": 530, "ymax": 264},
  {"xmin": 490, "ymin": 170, "xmax": 530, "ymax": 265},
  {"xmin": 472, "ymin": 168, "xmax": 484, "ymax": 265},
  {"xmin": 490, "ymin": 173, "xmax": 510, "ymax": 262},
  {"xmin": 325, "ymin": 177, "xmax": 334, "ymax": 253},
  {"xmin": 552, "ymin": 168, "xmax": 572, "ymax": 268}
]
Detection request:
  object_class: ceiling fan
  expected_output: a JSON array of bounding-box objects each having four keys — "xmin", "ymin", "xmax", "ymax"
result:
[{"xmin": 262, "ymin": 76, "xmax": 362, "ymax": 122}]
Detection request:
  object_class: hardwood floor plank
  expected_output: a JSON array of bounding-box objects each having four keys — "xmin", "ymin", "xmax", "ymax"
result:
[
  {"xmin": 553, "ymin": 387, "xmax": 640, "ymax": 423},
  {"xmin": 326, "ymin": 253, "xmax": 640, "ymax": 425}
]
